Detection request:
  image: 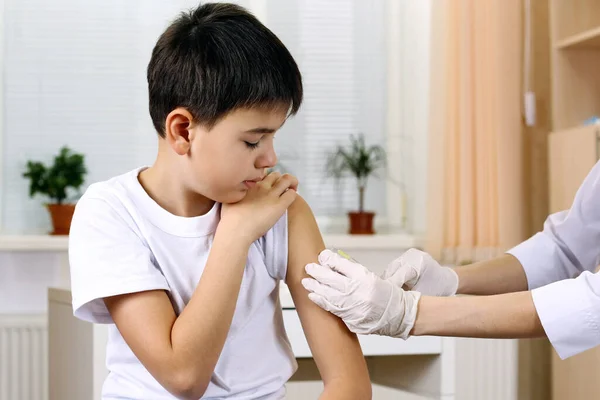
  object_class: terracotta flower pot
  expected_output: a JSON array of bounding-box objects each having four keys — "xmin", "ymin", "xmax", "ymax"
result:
[
  {"xmin": 348, "ymin": 211, "xmax": 375, "ymax": 235},
  {"xmin": 46, "ymin": 203, "xmax": 76, "ymax": 235}
]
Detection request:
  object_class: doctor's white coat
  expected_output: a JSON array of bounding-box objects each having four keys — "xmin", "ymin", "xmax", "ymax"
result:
[{"xmin": 508, "ymin": 159, "xmax": 600, "ymax": 359}]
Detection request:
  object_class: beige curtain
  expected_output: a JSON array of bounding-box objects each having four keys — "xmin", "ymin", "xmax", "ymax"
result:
[{"xmin": 426, "ymin": 0, "xmax": 526, "ymax": 264}]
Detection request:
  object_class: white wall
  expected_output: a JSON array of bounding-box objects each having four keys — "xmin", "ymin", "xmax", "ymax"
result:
[{"xmin": 0, "ymin": 252, "xmax": 64, "ymax": 314}]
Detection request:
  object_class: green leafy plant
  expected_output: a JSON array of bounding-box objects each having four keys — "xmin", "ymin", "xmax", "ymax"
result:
[
  {"xmin": 326, "ymin": 134, "xmax": 386, "ymax": 212},
  {"xmin": 23, "ymin": 146, "xmax": 87, "ymax": 204}
]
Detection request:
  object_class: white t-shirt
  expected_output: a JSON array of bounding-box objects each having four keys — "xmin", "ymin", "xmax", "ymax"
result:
[{"xmin": 69, "ymin": 166, "xmax": 297, "ymax": 399}]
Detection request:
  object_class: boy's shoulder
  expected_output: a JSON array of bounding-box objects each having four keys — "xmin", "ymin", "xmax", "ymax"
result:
[
  {"xmin": 72, "ymin": 166, "xmax": 147, "ymax": 228},
  {"xmin": 78, "ymin": 167, "xmax": 145, "ymax": 206}
]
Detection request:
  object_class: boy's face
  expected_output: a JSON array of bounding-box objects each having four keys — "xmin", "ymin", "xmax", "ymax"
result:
[{"xmin": 167, "ymin": 106, "xmax": 288, "ymax": 204}]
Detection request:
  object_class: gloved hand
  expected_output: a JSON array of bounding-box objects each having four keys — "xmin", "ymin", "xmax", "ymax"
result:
[
  {"xmin": 382, "ymin": 248, "xmax": 459, "ymax": 296},
  {"xmin": 301, "ymin": 249, "xmax": 421, "ymax": 339}
]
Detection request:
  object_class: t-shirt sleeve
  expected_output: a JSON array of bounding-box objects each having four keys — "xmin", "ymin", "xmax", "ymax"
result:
[
  {"xmin": 261, "ymin": 211, "xmax": 289, "ymax": 281},
  {"xmin": 69, "ymin": 196, "xmax": 170, "ymax": 324}
]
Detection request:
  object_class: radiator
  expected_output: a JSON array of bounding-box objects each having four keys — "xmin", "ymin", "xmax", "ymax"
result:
[{"xmin": 0, "ymin": 314, "xmax": 48, "ymax": 400}]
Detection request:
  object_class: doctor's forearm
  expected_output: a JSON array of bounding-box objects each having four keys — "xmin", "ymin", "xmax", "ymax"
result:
[
  {"xmin": 411, "ymin": 291, "xmax": 546, "ymax": 339},
  {"xmin": 454, "ymin": 254, "xmax": 529, "ymax": 295}
]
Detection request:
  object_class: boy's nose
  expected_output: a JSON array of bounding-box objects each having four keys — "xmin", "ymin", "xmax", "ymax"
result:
[{"xmin": 256, "ymin": 146, "xmax": 278, "ymax": 169}]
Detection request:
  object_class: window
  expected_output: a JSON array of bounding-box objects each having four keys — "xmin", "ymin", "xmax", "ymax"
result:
[
  {"xmin": 0, "ymin": 0, "xmax": 430, "ymax": 235},
  {"xmin": 263, "ymin": 0, "xmax": 388, "ymax": 227}
]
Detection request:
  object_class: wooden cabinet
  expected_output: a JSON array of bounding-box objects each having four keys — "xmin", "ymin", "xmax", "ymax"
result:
[
  {"xmin": 548, "ymin": 1, "xmax": 600, "ymax": 399},
  {"xmin": 548, "ymin": 125, "xmax": 600, "ymax": 213},
  {"xmin": 553, "ymin": 348, "xmax": 600, "ymax": 400}
]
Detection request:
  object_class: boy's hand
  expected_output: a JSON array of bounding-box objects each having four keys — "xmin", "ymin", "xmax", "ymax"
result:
[{"xmin": 220, "ymin": 172, "xmax": 298, "ymax": 244}]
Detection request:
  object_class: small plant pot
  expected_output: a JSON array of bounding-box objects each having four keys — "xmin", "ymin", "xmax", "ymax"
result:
[
  {"xmin": 46, "ymin": 203, "xmax": 76, "ymax": 235},
  {"xmin": 348, "ymin": 211, "xmax": 375, "ymax": 235}
]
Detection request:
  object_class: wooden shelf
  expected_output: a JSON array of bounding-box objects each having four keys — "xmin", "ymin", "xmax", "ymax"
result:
[
  {"xmin": 556, "ymin": 26, "xmax": 600, "ymax": 49},
  {"xmin": 550, "ymin": 123, "xmax": 600, "ymax": 137},
  {"xmin": 548, "ymin": 124, "xmax": 600, "ymax": 213}
]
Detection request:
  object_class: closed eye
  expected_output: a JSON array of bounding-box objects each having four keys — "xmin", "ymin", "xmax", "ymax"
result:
[{"xmin": 244, "ymin": 141, "xmax": 260, "ymax": 149}]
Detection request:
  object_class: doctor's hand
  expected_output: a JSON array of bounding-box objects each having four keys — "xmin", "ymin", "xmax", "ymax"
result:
[
  {"xmin": 302, "ymin": 249, "xmax": 421, "ymax": 339},
  {"xmin": 382, "ymin": 248, "xmax": 459, "ymax": 297}
]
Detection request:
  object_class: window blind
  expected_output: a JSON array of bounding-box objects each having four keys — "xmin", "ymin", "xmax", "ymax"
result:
[
  {"xmin": 0, "ymin": 0, "xmax": 387, "ymax": 234},
  {"xmin": 264, "ymin": 0, "xmax": 388, "ymax": 218},
  {"xmin": 0, "ymin": 0, "xmax": 241, "ymax": 233}
]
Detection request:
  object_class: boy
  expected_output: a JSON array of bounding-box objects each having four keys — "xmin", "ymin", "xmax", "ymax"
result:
[{"xmin": 68, "ymin": 2, "xmax": 371, "ymax": 400}]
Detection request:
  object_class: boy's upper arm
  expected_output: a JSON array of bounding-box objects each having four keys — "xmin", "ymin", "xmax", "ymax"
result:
[
  {"xmin": 285, "ymin": 195, "xmax": 370, "ymax": 388},
  {"xmin": 103, "ymin": 290, "xmax": 180, "ymax": 385}
]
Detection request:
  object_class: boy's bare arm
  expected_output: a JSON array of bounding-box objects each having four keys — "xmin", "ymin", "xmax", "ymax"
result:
[
  {"xmin": 104, "ymin": 172, "xmax": 298, "ymax": 400},
  {"xmin": 286, "ymin": 196, "xmax": 372, "ymax": 400}
]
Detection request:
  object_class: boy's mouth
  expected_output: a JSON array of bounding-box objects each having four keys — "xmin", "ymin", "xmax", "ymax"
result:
[{"xmin": 243, "ymin": 176, "xmax": 264, "ymax": 189}]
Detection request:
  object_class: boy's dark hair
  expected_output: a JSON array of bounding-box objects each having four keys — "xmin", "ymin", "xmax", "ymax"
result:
[{"xmin": 147, "ymin": 2, "xmax": 303, "ymax": 137}]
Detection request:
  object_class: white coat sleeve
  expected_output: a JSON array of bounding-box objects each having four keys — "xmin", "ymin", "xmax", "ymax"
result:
[{"xmin": 507, "ymin": 160, "xmax": 600, "ymax": 359}]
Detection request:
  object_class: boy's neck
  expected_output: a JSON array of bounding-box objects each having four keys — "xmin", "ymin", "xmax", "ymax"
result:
[{"xmin": 138, "ymin": 161, "xmax": 215, "ymax": 218}]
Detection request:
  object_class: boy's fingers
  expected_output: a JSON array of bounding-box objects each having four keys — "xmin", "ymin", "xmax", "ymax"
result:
[
  {"xmin": 278, "ymin": 188, "xmax": 297, "ymax": 208},
  {"xmin": 285, "ymin": 174, "xmax": 299, "ymax": 191},
  {"xmin": 272, "ymin": 174, "xmax": 298, "ymax": 196},
  {"xmin": 261, "ymin": 171, "xmax": 282, "ymax": 187}
]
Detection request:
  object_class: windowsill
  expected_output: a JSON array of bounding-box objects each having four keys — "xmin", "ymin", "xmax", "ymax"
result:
[
  {"xmin": 0, "ymin": 232, "xmax": 423, "ymax": 252},
  {"xmin": 0, "ymin": 235, "xmax": 70, "ymax": 251},
  {"xmin": 321, "ymin": 232, "xmax": 422, "ymax": 250}
]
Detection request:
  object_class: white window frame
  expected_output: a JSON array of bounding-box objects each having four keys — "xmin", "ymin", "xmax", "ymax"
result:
[
  {"xmin": 384, "ymin": 0, "xmax": 405, "ymax": 233},
  {"xmin": 0, "ymin": 0, "xmax": 5, "ymax": 233}
]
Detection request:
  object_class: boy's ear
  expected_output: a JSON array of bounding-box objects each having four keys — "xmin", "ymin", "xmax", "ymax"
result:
[{"xmin": 164, "ymin": 108, "xmax": 195, "ymax": 155}]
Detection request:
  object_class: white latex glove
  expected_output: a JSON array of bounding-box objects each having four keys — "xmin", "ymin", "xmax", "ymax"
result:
[
  {"xmin": 301, "ymin": 249, "xmax": 421, "ymax": 339},
  {"xmin": 382, "ymin": 248, "xmax": 459, "ymax": 297}
]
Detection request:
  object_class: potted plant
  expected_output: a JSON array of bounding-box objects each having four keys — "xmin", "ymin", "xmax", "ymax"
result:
[
  {"xmin": 326, "ymin": 134, "xmax": 386, "ymax": 234},
  {"xmin": 22, "ymin": 146, "xmax": 87, "ymax": 235}
]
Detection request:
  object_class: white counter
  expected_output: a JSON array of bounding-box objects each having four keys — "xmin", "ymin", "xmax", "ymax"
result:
[
  {"xmin": 48, "ymin": 287, "xmax": 456, "ymax": 400},
  {"xmin": 48, "ymin": 287, "xmax": 442, "ymax": 358}
]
